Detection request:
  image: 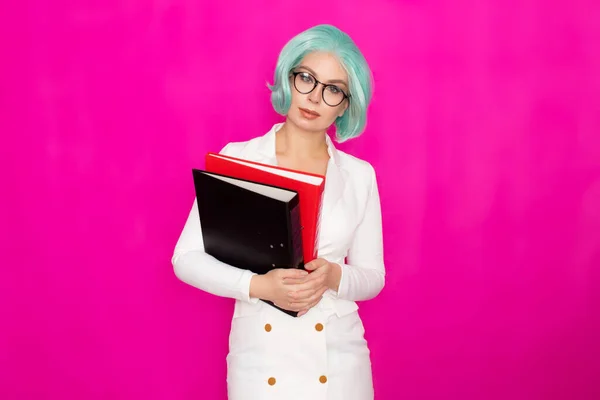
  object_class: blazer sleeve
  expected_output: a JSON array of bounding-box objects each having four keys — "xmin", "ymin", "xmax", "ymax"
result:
[
  {"xmin": 334, "ymin": 163, "xmax": 386, "ymax": 301},
  {"xmin": 171, "ymin": 144, "xmax": 260, "ymax": 304}
]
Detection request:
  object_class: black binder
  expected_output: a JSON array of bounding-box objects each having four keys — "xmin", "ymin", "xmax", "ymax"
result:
[{"xmin": 192, "ymin": 169, "xmax": 304, "ymax": 317}]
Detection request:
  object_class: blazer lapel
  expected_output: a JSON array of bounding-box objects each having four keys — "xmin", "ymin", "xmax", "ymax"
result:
[
  {"xmin": 250, "ymin": 122, "xmax": 347, "ymax": 233},
  {"xmin": 319, "ymin": 134, "xmax": 346, "ymax": 222}
]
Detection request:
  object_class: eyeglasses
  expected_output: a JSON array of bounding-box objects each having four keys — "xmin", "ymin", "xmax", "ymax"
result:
[{"xmin": 291, "ymin": 71, "xmax": 350, "ymax": 107}]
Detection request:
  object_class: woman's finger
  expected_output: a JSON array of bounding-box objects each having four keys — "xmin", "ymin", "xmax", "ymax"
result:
[
  {"xmin": 306, "ymin": 287, "xmax": 328, "ymax": 305},
  {"xmin": 283, "ymin": 278, "xmax": 322, "ymax": 292},
  {"xmin": 291, "ymin": 288, "xmax": 327, "ymax": 310},
  {"xmin": 278, "ymin": 269, "xmax": 309, "ymax": 279},
  {"xmin": 288, "ymin": 287, "xmax": 317, "ymax": 301},
  {"xmin": 281, "ymin": 276, "xmax": 307, "ymax": 285}
]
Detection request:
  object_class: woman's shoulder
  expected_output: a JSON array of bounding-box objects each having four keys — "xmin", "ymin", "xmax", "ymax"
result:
[
  {"xmin": 217, "ymin": 135, "xmax": 266, "ymax": 159},
  {"xmin": 334, "ymin": 149, "xmax": 380, "ymax": 207},
  {"xmin": 218, "ymin": 137, "xmax": 257, "ymax": 155},
  {"xmin": 217, "ymin": 124, "xmax": 278, "ymax": 158},
  {"xmin": 335, "ymin": 148, "xmax": 378, "ymax": 181}
]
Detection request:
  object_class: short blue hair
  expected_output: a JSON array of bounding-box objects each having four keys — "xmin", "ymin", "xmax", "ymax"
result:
[{"xmin": 268, "ymin": 24, "xmax": 373, "ymax": 142}]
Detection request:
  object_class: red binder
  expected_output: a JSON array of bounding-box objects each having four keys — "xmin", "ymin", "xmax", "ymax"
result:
[{"xmin": 205, "ymin": 152, "xmax": 326, "ymax": 264}]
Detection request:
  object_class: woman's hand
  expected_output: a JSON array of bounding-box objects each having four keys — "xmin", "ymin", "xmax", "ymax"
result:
[
  {"xmin": 288, "ymin": 258, "xmax": 342, "ymax": 317},
  {"xmin": 249, "ymin": 268, "xmax": 309, "ymax": 311}
]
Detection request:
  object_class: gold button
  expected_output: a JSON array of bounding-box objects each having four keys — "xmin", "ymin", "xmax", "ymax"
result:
[
  {"xmin": 319, "ymin": 375, "xmax": 327, "ymax": 384},
  {"xmin": 315, "ymin": 323, "xmax": 323, "ymax": 331},
  {"xmin": 264, "ymin": 323, "xmax": 272, "ymax": 332},
  {"xmin": 268, "ymin": 377, "xmax": 276, "ymax": 386}
]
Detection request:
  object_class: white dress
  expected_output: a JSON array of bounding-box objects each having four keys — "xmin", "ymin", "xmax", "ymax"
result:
[{"xmin": 172, "ymin": 123, "xmax": 385, "ymax": 400}]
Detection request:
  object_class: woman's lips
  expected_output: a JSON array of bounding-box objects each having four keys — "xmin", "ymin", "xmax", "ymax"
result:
[{"xmin": 299, "ymin": 107, "xmax": 320, "ymax": 119}]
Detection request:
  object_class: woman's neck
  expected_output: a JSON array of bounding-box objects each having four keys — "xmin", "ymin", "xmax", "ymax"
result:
[{"xmin": 275, "ymin": 121, "xmax": 329, "ymax": 160}]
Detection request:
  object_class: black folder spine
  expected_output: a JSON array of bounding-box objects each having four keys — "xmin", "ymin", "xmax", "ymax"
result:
[{"xmin": 289, "ymin": 202, "xmax": 304, "ymax": 269}]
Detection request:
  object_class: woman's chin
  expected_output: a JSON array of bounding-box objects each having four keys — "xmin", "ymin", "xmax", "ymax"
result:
[{"xmin": 288, "ymin": 114, "xmax": 330, "ymax": 133}]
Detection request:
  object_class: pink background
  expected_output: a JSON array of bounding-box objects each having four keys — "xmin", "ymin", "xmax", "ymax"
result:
[{"xmin": 1, "ymin": 1, "xmax": 599, "ymax": 399}]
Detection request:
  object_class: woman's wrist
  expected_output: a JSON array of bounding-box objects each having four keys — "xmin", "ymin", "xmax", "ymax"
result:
[
  {"xmin": 328, "ymin": 263, "xmax": 342, "ymax": 292},
  {"xmin": 249, "ymin": 274, "xmax": 268, "ymax": 300}
]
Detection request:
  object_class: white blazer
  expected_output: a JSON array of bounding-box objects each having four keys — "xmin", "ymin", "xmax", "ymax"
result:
[{"xmin": 172, "ymin": 122, "xmax": 385, "ymax": 319}]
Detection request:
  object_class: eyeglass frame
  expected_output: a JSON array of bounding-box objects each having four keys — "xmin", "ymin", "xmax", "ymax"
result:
[{"xmin": 290, "ymin": 71, "xmax": 350, "ymax": 107}]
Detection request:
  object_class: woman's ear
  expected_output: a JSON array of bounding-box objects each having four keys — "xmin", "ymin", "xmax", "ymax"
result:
[{"xmin": 338, "ymin": 101, "xmax": 349, "ymax": 118}]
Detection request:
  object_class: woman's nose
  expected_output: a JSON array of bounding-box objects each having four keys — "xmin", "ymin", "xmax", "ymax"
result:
[{"xmin": 307, "ymin": 85, "xmax": 322, "ymax": 103}]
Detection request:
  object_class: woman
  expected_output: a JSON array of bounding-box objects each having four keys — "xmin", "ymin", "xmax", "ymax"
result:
[{"xmin": 172, "ymin": 24, "xmax": 385, "ymax": 400}]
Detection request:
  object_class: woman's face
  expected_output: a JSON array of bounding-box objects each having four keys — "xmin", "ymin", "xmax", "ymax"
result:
[{"xmin": 287, "ymin": 51, "xmax": 349, "ymax": 133}]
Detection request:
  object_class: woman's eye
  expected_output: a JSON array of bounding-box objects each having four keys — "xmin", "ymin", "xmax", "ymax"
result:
[{"xmin": 327, "ymin": 85, "xmax": 341, "ymax": 94}]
